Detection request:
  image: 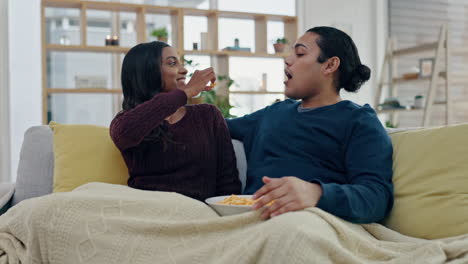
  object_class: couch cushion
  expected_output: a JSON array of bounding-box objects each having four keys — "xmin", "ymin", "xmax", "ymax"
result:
[
  {"xmin": 232, "ymin": 140, "xmax": 247, "ymax": 193},
  {"xmin": 11, "ymin": 126, "xmax": 54, "ymax": 206},
  {"xmin": 384, "ymin": 123, "xmax": 468, "ymax": 239},
  {"xmin": 50, "ymin": 122, "xmax": 128, "ymax": 192}
]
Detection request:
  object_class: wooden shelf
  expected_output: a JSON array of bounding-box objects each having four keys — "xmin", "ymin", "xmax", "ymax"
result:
[
  {"xmin": 450, "ymin": 76, "xmax": 468, "ymax": 85},
  {"xmin": 382, "ymin": 75, "xmax": 468, "ymax": 86},
  {"xmin": 45, "ymin": 0, "xmax": 157, "ymax": 13},
  {"xmin": 377, "ymin": 108, "xmax": 423, "ymax": 114},
  {"xmin": 222, "ymin": 51, "xmax": 289, "ymax": 58},
  {"xmin": 391, "ymin": 42, "xmax": 438, "ymax": 57},
  {"xmin": 182, "ymin": 50, "xmax": 289, "ymax": 58},
  {"xmin": 181, "ymin": 7, "xmax": 218, "ymax": 17},
  {"xmin": 45, "ymin": 45, "xmax": 291, "ymax": 58},
  {"xmin": 451, "ymin": 47, "xmax": 468, "ymax": 56},
  {"xmin": 375, "ymin": 25, "xmax": 453, "ymax": 127},
  {"xmin": 217, "ymin": 10, "xmax": 295, "ymax": 22},
  {"xmin": 391, "ymin": 71, "xmax": 446, "ymax": 84},
  {"xmin": 43, "ymin": 0, "xmax": 297, "ymax": 21},
  {"xmin": 48, "ymin": 88, "xmax": 122, "ymax": 94},
  {"xmin": 230, "ymin": 91, "xmax": 284, "ymax": 95},
  {"xmin": 47, "ymin": 44, "xmax": 130, "ymax": 53},
  {"xmin": 377, "ymin": 102, "xmax": 449, "ymax": 114},
  {"xmin": 82, "ymin": 1, "xmax": 143, "ymax": 12},
  {"xmin": 43, "ymin": 0, "xmax": 82, "ymax": 9}
]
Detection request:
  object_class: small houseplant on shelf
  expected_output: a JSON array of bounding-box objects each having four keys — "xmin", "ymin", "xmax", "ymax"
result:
[
  {"xmin": 151, "ymin": 27, "xmax": 168, "ymax": 43},
  {"xmin": 385, "ymin": 121, "xmax": 399, "ymax": 128},
  {"xmin": 201, "ymin": 75, "xmax": 237, "ymax": 118},
  {"xmin": 273, "ymin": 38, "xmax": 288, "ymax": 53},
  {"xmin": 184, "ymin": 59, "xmax": 237, "ymax": 118}
]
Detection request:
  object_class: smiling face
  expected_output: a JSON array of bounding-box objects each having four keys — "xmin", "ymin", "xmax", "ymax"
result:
[
  {"xmin": 284, "ymin": 32, "xmax": 339, "ymax": 100},
  {"xmin": 161, "ymin": 47, "xmax": 188, "ymax": 92}
]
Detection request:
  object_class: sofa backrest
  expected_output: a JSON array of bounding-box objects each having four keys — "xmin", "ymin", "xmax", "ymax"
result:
[
  {"xmin": 12, "ymin": 124, "xmax": 404, "ymax": 206},
  {"xmin": 11, "ymin": 126, "xmax": 248, "ymax": 206}
]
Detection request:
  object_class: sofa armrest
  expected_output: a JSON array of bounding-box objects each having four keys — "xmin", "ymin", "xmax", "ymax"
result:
[{"xmin": 0, "ymin": 182, "xmax": 15, "ymax": 215}]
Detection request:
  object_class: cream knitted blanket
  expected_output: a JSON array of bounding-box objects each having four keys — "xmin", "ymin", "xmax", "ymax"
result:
[{"xmin": 1, "ymin": 183, "xmax": 467, "ymax": 264}]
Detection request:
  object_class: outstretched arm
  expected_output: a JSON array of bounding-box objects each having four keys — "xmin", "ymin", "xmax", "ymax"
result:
[{"xmin": 110, "ymin": 89, "xmax": 187, "ymax": 151}]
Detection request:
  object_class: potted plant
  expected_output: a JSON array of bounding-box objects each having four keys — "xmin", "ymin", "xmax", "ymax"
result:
[
  {"xmin": 201, "ymin": 75, "xmax": 237, "ymax": 118},
  {"xmin": 385, "ymin": 121, "xmax": 398, "ymax": 128},
  {"xmin": 273, "ymin": 38, "xmax": 288, "ymax": 53},
  {"xmin": 183, "ymin": 59, "xmax": 237, "ymax": 117},
  {"xmin": 151, "ymin": 27, "xmax": 168, "ymax": 43}
]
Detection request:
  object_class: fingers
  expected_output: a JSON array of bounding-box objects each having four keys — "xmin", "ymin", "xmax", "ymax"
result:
[
  {"xmin": 252, "ymin": 177, "xmax": 282, "ymax": 200},
  {"xmin": 192, "ymin": 68, "xmax": 215, "ymax": 86},
  {"xmin": 185, "ymin": 67, "xmax": 216, "ymax": 96},
  {"xmin": 262, "ymin": 176, "xmax": 272, "ymax": 184},
  {"xmin": 259, "ymin": 195, "xmax": 294, "ymax": 219},
  {"xmin": 201, "ymin": 68, "xmax": 215, "ymax": 85},
  {"xmin": 207, "ymin": 72, "xmax": 216, "ymax": 85},
  {"xmin": 252, "ymin": 184, "xmax": 287, "ymax": 210},
  {"xmin": 200, "ymin": 67, "xmax": 214, "ymax": 74},
  {"xmin": 260, "ymin": 180, "xmax": 323, "ymax": 219},
  {"xmin": 263, "ymin": 194, "xmax": 293, "ymax": 214},
  {"xmin": 268, "ymin": 201, "xmax": 298, "ymax": 218},
  {"xmin": 197, "ymin": 67, "xmax": 214, "ymax": 78},
  {"xmin": 261, "ymin": 200, "xmax": 296, "ymax": 219}
]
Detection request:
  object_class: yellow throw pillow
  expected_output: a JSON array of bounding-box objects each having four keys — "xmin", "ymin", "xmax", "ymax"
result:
[
  {"xmin": 49, "ymin": 122, "xmax": 129, "ymax": 192},
  {"xmin": 384, "ymin": 123, "xmax": 468, "ymax": 239}
]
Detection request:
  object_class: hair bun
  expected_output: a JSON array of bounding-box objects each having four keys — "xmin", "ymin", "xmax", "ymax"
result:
[
  {"xmin": 356, "ymin": 64, "xmax": 371, "ymax": 82},
  {"xmin": 343, "ymin": 64, "xmax": 371, "ymax": 93}
]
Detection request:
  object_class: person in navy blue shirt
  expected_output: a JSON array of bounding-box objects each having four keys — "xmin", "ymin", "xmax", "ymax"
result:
[{"xmin": 227, "ymin": 27, "xmax": 393, "ymax": 224}]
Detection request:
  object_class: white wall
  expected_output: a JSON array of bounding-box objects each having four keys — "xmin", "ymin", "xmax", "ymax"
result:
[
  {"xmin": 8, "ymin": 0, "xmax": 43, "ymax": 181},
  {"xmin": 296, "ymin": 0, "xmax": 388, "ymax": 106},
  {"xmin": 1, "ymin": 0, "xmax": 11, "ymax": 182}
]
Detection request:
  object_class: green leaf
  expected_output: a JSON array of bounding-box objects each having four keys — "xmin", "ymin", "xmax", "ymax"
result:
[{"xmin": 151, "ymin": 27, "xmax": 168, "ymax": 38}]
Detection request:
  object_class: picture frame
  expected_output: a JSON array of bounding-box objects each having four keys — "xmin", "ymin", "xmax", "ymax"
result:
[{"xmin": 419, "ymin": 58, "xmax": 434, "ymax": 77}]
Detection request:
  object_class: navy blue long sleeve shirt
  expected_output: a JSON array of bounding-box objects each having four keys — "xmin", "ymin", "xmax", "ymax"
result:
[{"xmin": 226, "ymin": 99, "xmax": 393, "ymax": 224}]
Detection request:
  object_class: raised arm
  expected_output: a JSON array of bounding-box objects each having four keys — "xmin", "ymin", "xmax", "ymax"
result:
[
  {"xmin": 111, "ymin": 67, "xmax": 216, "ymax": 150},
  {"xmin": 110, "ymin": 89, "xmax": 187, "ymax": 151}
]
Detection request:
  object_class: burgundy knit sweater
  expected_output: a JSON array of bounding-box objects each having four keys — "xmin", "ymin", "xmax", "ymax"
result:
[{"xmin": 109, "ymin": 89, "xmax": 241, "ymax": 201}]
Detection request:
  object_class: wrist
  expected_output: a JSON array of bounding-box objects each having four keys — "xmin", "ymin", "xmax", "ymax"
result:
[
  {"xmin": 309, "ymin": 182, "xmax": 323, "ymax": 204},
  {"xmin": 179, "ymin": 88, "xmax": 192, "ymax": 98}
]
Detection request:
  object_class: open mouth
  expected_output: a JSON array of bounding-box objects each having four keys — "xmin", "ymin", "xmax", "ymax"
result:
[
  {"xmin": 284, "ymin": 69, "xmax": 293, "ymax": 79},
  {"xmin": 176, "ymin": 77, "xmax": 186, "ymax": 82}
]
